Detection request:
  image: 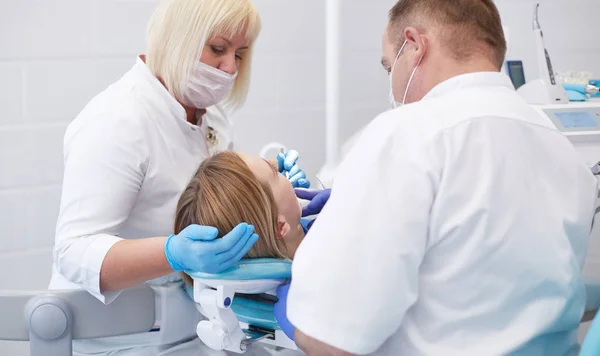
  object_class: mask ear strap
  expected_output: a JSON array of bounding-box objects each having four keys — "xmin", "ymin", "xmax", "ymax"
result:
[
  {"xmin": 390, "ymin": 40, "xmax": 407, "ymax": 75},
  {"xmin": 389, "ymin": 40, "xmax": 407, "ymax": 107}
]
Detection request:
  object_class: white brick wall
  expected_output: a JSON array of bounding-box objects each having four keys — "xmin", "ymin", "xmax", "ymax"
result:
[
  {"xmin": 0, "ymin": 0, "xmax": 393, "ymax": 273},
  {"xmin": 497, "ymin": 0, "xmax": 600, "ymax": 81},
  {"xmin": 0, "ymin": 0, "xmax": 597, "ymax": 354}
]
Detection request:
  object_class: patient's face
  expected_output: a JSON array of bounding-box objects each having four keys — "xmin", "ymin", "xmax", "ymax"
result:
[{"xmin": 239, "ymin": 153, "xmax": 303, "ymax": 242}]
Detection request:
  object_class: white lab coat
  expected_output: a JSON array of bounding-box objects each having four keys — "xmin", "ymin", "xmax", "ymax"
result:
[
  {"xmin": 288, "ymin": 72, "xmax": 598, "ymax": 355},
  {"xmin": 49, "ymin": 57, "xmax": 236, "ymax": 355}
]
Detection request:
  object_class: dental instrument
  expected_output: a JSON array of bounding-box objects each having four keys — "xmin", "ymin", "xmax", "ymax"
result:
[
  {"xmin": 315, "ymin": 174, "xmax": 326, "ymax": 189},
  {"xmin": 517, "ymin": 3, "xmax": 569, "ymax": 105},
  {"xmin": 259, "ymin": 142, "xmax": 287, "ymax": 161}
]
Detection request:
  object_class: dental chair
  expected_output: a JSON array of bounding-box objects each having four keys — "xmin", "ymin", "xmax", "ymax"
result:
[
  {"xmin": 188, "ymin": 258, "xmax": 296, "ymax": 353},
  {"xmin": 0, "ymin": 284, "xmax": 156, "ymax": 356},
  {"xmin": 0, "ymin": 258, "xmax": 294, "ymax": 356}
]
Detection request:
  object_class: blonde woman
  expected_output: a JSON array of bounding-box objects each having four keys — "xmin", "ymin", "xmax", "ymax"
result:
[
  {"xmin": 174, "ymin": 151, "xmax": 319, "ymax": 354},
  {"xmin": 175, "ymin": 151, "xmax": 308, "ymax": 269},
  {"xmin": 49, "ymin": 0, "xmax": 307, "ymax": 355}
]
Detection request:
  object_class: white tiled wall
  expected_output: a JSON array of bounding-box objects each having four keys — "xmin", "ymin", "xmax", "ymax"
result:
[
  {"xmin": 0, "ymin": 0, "xmax": 597, "ymax": 354},
  {"xmin": 496, "ymin": 0, "xmax": 600, "ymax": 81}
]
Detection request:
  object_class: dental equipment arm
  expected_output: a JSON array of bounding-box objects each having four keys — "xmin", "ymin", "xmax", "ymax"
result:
[{"xmin": 517, "ymin": 3, "xmax": 569, "ymax": 104}]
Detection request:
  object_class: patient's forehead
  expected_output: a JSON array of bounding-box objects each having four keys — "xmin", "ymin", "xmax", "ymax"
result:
[{"xmin": 238, "ymin": 152, "xmax": 271, "ymax": 183}]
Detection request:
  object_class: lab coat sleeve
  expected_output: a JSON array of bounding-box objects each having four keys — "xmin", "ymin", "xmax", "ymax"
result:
[
  {"xmin": 287, "ymin": 117, "xmax": 436, "ymax": 354},
  {"xmin": 54, "ymin": 114, "xmax": 148, "ymax": 304}
]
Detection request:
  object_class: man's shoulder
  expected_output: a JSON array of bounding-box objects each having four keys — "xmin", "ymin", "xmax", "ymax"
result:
[
  {"xmin": 354, "ymin": 87, "xmax": 550, "ymax": 167},
  {"xmin": 360, "ymin": 101, "xmax": 451, "ymax": 150},
  {"xmin": 374, "ymin": 86, "xmax": 549, "ymax": 139}
]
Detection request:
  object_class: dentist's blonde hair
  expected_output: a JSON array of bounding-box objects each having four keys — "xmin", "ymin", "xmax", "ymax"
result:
[{"xmin": 145, "ymin": 0, "xmax": 261, "ymax": 110}]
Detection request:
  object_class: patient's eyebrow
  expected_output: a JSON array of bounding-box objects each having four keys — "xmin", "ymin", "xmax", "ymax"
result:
[{"xmin": 263, "ymin": 158, "xmax": 278, "ymax": 177}]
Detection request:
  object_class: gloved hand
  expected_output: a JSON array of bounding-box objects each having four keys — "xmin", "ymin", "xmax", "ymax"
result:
[
  {"xmin": 295, "ymin": 189, "xmax": 331, "ymax": 217},
  {"xmin": 164, "ymin": 223, "xmax": 259, "ymax": 274},
  {"xmin": 273, "ymin": 282, "xmax": 295, "ymax": 341},
  {"xmin": 278, "ymin": 149, "xmax": 310, "ymax": 189}
]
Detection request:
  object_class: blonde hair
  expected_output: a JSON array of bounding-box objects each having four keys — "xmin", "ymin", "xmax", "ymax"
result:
[
  {"xmin": 145, "ymin": 0, "xmax": 261, "ymax": 110},
  {"xmin": 175, "ymin": 152, "xmax": 288, "ymax": 285}
]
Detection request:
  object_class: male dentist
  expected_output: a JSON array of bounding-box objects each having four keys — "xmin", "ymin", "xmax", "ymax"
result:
[{"xmin": 275, "ymin": 0, "xmax": 598, "ymax": 355}]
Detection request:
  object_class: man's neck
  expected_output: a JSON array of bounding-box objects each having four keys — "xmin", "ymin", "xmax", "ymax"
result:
[
  {"xmin": 435, "ymin": 57, "xmax": 500, "ymax": 88},
  {"xmin": 412, "ymin": 56, "xmax": 499, "ymax": 102}
]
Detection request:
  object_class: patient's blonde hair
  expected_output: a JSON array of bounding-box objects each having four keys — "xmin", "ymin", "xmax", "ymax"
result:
[
  {"xmin": 145, "ymin": 0, "xmax": 261, "ymax": 110},
  {"xmin": 175, "ymin": 151, "xmax": 288, "ymax": 285}
]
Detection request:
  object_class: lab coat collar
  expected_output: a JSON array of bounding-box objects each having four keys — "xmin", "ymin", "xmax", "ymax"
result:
[
  {"xmin": 133, "ymin": 56, "xmax": 189, "ymax": 126},
  {"xmin": 423, "ymin": 71, "xmax": 514, "ymax": 101}
]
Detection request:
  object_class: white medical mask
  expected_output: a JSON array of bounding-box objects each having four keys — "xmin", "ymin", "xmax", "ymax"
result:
[
  {"xmin": 181, "ymin": 61, "xmax": 238, "ymax": 109},
  {"xmin": 388, "ymin": 40, "xmax": 424, "ymax": 108}
]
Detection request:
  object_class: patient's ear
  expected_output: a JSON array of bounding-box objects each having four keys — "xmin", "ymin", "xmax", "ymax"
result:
[{"xmin": 276, "ymin": 215, "xmax": 291, "ymax": 240}]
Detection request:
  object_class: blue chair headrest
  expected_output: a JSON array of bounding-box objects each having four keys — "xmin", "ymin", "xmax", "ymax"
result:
[{"xmin": 188, "ymin": 258, "xmax": 292, "ymax": 281}]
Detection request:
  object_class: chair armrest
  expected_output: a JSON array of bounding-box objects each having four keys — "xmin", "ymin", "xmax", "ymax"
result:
[{"xmin": 0, "ymin": 284, "xmax": 155, "ymax": 341}]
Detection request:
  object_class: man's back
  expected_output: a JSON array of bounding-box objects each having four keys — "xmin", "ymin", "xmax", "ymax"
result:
[
  {"xmin": 381, "ymin": 72, "xmax": 597, "ymax": 355},
  {"xmin": 289, "ymin": 73, "xmax": 598, "ymax": 355}
]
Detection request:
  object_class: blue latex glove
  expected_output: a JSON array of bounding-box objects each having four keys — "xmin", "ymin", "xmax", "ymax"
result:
[
  {"xmin": 164, "ymin": 223, "xmax": 259, "ymax": 274},
  {"xmin": 273, "ymin": 282, "xmax": 295, "ymax": 341},
  {"xmin": 277, "ymin": 149, "xmax": 310, "ymax": 189},
  {"xmin": 295, "ymin": 189, "xmax": 331, "ymax": 217}
]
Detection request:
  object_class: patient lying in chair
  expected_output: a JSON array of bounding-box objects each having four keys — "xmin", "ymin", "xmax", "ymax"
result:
[{"xmin": 174, "ymin": 151, "xmax": 306, "ymax": 286}]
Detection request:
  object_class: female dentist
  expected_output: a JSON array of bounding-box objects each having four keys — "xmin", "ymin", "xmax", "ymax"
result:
[{"xmin": 49, "ymin": 0, "xmax": 308, "ymax": 355}]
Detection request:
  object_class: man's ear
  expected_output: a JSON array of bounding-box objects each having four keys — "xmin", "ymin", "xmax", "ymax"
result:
[
  {"xmin": 277, "ymin": 215, "xmax": 291, "ymax": 240},
  {"xmin": 404, "ymin": 26, "xmax": 428, "ymax": 65}
]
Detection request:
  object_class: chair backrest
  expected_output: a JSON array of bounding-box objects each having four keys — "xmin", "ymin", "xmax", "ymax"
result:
[
  {"xmin": 188, "ymin": 258, "xmax": 292, "ymax": 281},
  {"xmin": 580, "ymin": 310, "xmax": 600, "ymax": 356},
  {"xmin": 189, "ymin": 258, "xmax": 292, "ymax": 298}
]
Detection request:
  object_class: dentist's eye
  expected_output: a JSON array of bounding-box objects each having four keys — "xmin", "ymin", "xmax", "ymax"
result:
[{"xmin": 211, "ymin": 46, "xmax": 225, "ymax": 54}]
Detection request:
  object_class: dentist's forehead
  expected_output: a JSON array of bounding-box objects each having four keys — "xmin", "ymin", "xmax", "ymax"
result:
[{"xmin": 381, "ymin": 27, "xmax": 396, "ymax": 70}]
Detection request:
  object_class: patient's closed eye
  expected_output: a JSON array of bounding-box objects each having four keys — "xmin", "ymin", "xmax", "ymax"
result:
[{"xmin": 263, "ymin": 159, "xmax": 278, "ymax": 177}]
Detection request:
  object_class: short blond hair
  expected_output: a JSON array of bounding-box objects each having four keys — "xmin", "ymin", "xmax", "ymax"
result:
[
  {"xmin": 145, "ymin": 0, "xmax": 261, "ymax": 110},
  {"xmin": 175, "ymin": 152, "xmax": 288, "ymax": 285}
]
